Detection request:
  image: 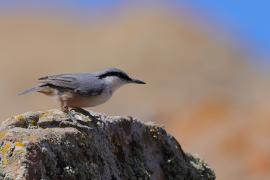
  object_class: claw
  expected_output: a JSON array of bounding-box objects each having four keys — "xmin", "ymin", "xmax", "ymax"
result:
[
  {"xmin": 69, "ymin": 108, "xmax": 104, "ymax": 126},
  {"xmin": 66, "ymin": 110, "xmax": 78, "ymax": 122}
]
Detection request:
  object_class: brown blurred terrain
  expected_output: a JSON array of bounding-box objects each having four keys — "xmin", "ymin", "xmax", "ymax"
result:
[{"xmin": 0, "ymin": 7, "xmax": 270, "ymax": 180}]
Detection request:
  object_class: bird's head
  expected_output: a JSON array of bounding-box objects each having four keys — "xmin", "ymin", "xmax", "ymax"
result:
[{"xmin": 98, "ymin": 68, "xmax": 145, "ymax": 91}]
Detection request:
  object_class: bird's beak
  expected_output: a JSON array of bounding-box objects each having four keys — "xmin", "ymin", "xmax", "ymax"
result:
[{"xmin": 131, "ymin": 79, "xmax": 146, "ymax": 84}]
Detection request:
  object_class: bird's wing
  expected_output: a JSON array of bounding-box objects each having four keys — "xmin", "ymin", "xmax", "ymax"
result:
[
  {"xmin": 39, "ymin": 74, "xmax": 104, "ymax": 96},
  {"xmin": 74, "ymin": 76, "xmax": 105, "ymax": 96},
  {"xmin": 75, "ymin": 85, "xmax": 104, "ymax": 96},
  {"xmin": 38, "ymin": 74, "xmax": 79, "ymax": 90}
]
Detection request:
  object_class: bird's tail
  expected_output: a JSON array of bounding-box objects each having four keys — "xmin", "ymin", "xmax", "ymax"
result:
[{"xmin": 18, "ymin": 86, "xmax": 43, "ymax": 95}]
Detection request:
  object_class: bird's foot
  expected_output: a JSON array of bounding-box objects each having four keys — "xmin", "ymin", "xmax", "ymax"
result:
[
  {"xmin": 61, "ymin": 109, "xmax": 93, "ymax": 131},
  {"xmin": 68, "ymin": 108, "xmax": 104, "ymax": 126},
  {"xmin": 62, "ymin": 106, "xmax": 69, "ymax": 114}
]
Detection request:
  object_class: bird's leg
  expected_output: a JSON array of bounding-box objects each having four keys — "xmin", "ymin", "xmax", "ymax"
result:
[
  {"xmin": 59, "ymin": 97, "xmax": 102, "ymax": 125},
  {"xmin": 59, "ymin": 100, "xmax": 79, "ymax": 122},
  {"xmin": 62, "ymin": 106, "xmax": 69, "ymax": 113},
  {"xmin": 60, "ymin": 99, "xmax": 69, "ymax": 113},
  {"xmin": 61, "ymin": 101, "xmax": 79, "ymax": 123}
]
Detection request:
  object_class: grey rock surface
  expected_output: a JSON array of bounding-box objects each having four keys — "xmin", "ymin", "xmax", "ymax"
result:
[{"xmin": 0, "ymin": 109, "xmax": 215, "ymax": 180}]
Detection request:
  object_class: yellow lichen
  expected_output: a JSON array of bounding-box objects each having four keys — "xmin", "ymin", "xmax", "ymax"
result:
[
  {"xmin": 27, "ymin": 135, "xmax": 38, "ymax": 142},
  {"xmin": 0, "ymin": 143, "xmax": 11, "ymax": 167},
  {"xmin": 14, "ymin": 114, "xmax": 25, "ymax": 121},
  {"xmin": 2, "ymin": 158, "xmax": 9, "ymax": 167},
  {"xmin": 14, "ymin": 141, "xmax": 26, "ymax": 153},
  {"xmin": 28, "ymin": 119, "xmax": 37, "ymax": 126},
  {"xmin": 0, "ymin": 131, "xmax": 7, "ymax": 140},
  {"xmin": 15, "ymin": 141, "xmax": 24, "ymax": 148},
  {"xmin": 1, "ymin": 143, "xmax": 11, "ymax": 156},
  {"xmin": 39, "ymin": 112, "xmax": 50, "ymax": 120}
]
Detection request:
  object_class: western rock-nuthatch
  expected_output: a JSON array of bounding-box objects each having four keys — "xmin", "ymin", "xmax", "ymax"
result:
[{"xmin": 19, "ymin": 68, "xmax": 146, "ymax": 112}]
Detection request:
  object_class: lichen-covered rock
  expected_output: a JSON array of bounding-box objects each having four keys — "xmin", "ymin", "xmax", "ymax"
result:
[{"xmin": 0, "ymin": 109, "xmax": 215, "ymax": 180}]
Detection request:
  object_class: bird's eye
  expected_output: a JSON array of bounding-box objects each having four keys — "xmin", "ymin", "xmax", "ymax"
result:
[{"xmin": 121, "ymin": 74, "xmax": 131, "ymax": 81}]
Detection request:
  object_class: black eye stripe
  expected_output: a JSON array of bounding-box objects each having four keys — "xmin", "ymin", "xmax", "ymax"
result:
[{"xmin": 99, "ymin": 72, "xmax": 132, "ymax": 81}]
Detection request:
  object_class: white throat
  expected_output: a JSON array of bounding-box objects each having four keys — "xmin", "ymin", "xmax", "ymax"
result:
[{"xmin": 104, "ymin": 76, "xmax": 127, "ymax": 92}]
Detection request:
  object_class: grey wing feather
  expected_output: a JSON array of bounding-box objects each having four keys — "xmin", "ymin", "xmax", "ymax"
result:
[
  {"xmin": 39, "ymin": 74, "xmax": 104, "ymax": 96},
  {"xmin": 39, "ymin": 74, "xmax": 79, "ymax": 90},
  {"xmin": 74, "ymin": 76, "xmax": 104, "ymax": 96},
  {"xmin": 18, "ymin": 86, "xmax": 43, "ymax": 95},
  {"xmin": 38, "ymin": 74, "xmax": 70, "ymax": 80},
  {"xmin": 75, "ymin": 86, "xmax": 103, "ymax": 96}
]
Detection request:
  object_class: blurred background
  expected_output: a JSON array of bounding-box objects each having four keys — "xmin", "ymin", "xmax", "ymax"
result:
[{"xmin": 0, "ymin": 1, "xmax": 270, "ymax": 179}]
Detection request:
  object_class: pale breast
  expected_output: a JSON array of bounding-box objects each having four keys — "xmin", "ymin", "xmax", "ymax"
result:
[{"xmin": 64, "ymin": 91, "xmax": 112, "ymax": 108}]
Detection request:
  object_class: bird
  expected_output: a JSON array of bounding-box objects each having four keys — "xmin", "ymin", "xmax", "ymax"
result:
[{"xmin": 19, "ymin": 68, "xmax": 146, "ymax": 113}]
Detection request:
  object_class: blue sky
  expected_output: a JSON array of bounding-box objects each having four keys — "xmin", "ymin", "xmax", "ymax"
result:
[
  {"xmin": 0, "ymin": 0, "xmax": 269, "ymax": 61},
  {"xmin": 180, "ymin": 0, "xmax": 270, "ymax": 61}
]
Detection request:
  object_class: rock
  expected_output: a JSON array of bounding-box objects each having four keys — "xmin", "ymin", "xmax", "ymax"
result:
[{"xmin": 0, "ymin": 109, "xmax": 215, "ymax": 180}]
